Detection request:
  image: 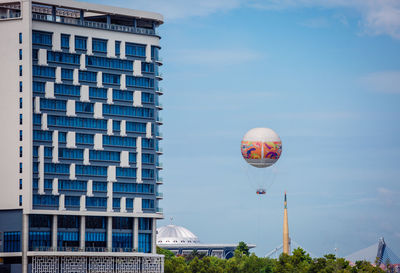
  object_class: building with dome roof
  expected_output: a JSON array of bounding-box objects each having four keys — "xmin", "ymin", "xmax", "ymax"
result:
[{"xmin": 157, "ymin": 225, "xmax": 255, "ymax": 259}]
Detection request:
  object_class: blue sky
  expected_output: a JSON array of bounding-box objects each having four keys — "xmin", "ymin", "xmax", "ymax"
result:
[{"xmin": 87, "ymin": 0, "xmax": 400, "ymax": 257}]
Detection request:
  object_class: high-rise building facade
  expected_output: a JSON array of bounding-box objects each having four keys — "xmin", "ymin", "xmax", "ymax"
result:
[{"xmin": 0, "ymin": 0, "xmax": 164, "ymax": 272}]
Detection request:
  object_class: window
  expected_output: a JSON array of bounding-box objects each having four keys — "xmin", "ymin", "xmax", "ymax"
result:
[
  {"xmin": 44, "ymin": 163, "xmax": 70, "ymax": 174},
  {"xmin": 19, "ymin": 81, "xmax": 23, "ymax": 92},
  {"xmin": 33, "ymin": 130, "xmax": 52, "ymax": 141},
  {"xmin": 33, "ymin": 65, "xmax": 55, "ymax": 78},
  {"xmin": 112, "ymin": 233, "xmax": 132, "ymax": 249},
  {"xmin": 142, "ymin": 169, "xmax": 154, "ymax": 179},
  {"xmin": 126, "ymin": 76, "xmax": 154, "ymax": 88},
  {"xmin": 86, "ymin": 197, "xmax": 107, "ymax": 208},
  {"xmin": 126, "ymin": 198, "xmax": 133, "ymax": 209},
  {"xmin": 125, "ymin": 43, "xmax": 145, "ymax": 57},
  {"xmin": 47, "ymin": 116, "xmax": 107, "ymax": 129},
  {"xmin": 19, "ymin": 163, "xmax": 22, "ymax": 173},
  {"xmin": 113, "ymin": 121, "xmax": 120, "ymax": 131},
  {"xmin": 59, "ymin": 148, "xmax": 84, "ymax": 160},
  {"xmin": 33, "ymin": 114, "xmax": 41, "ymax": 125},
  {"xmin": 19, "ymin": 65, "xmax": 22, "ymax": 76},
  {"xmin": 75, "ymin": 36, "xmax": 87, "ymax": 50},
  {"xmin": 113, "ymin": 217, "xmax": 132, "ymax": 230},
  {"xmin": 48, "ymin": 51, "xmax": 80, "ymax": 65},
  {"xmin": 151, "ymin": 46, "xmax": 159, "ymax": 60},
  {"xmin": 19, "ymin": 146, "xmax": 22, "ymax": 157},
  {"xmin": 142, "ymin": 138, "xmax": 154, "ymax": 149},
  {"xmin": 142, "ymin": 153, "xmax": 154, "ymax": 164},
  {"xmin": 92, "ymin": 182, "xmax": 107, "ymax": 192},
  {"xmin": 19, "ymin": 33, "xmax": 22, "ymax": 44},
  {"xmin": 102, "ymin": 105, "xmax": 154, "ymax": 118},
  {"xmin": 65, "ymin": 196, "xmax": 80, "ymax": 207},
  {"xmin": 129, "ymin": 153, "xmax": 136, "ymax": 163},
  {"xmin": 92, "ymin": 38, "xmax": 107, "ymax": 53},
  {"xmin": 141, "ymin": 92, "xmax": 154, "ymax": 103},
  {"xmin": 29, "ymin": 231, "xmax": 51, "ymax": 250},
  {"xmin": 86, "ymin": 56, "xmax": 132, "ymax": 71},
  {"xmin": 115, "ymin": 41, "xmax": 121, "ymax": 55},
  {"xmin": 89, "ymin": 150, "xmax": 120, "ymax": 161},
  {"xmin": 139, "ymin": 218, "xmax": 152, "ymax": 230},
  {"xmin": 61, "ymin": 68, "xmax": 73, "ymax": 80},
  {"xmin": 126, "ymin": 122, "xmax": 146, "ymax": 133},
  {"xmin": 40, "ymin": 99, "xmax": 66, "ymax": 111},
  {"xmin": 32, "ymin": 48, "xmax": 38, "ymax": 60},
  {"xmin": 138, "ymin": 233, "xmax": 151, "ymax": 253},
  {"xmin": 19, "ymin": 49, "xmax": 22, "ymax": 60},
  {"xmin": 113, "ymin": 89, "xmax": 133, "ymax": 101},
  {"xmin": 76, "ymin": 133, "xmax": 94, "ymax": 144},
  {"xmin": 19, "ymin": 179, "xmax": 22, "ymax": 190},
  {"xmin": 19, "ymin": 130, "xmax": 22, "ymax": 141},
  {"xmin": 32, "ymin": 195, "xmax": 59, "ymax": 207},
  {"xmin": 75, "ymin": 165, "xmax": 107, "ymax": 176},
  {"xmin": 19, "ymin": 114, "xmax": 22, "ymax": 125},
  {"xmin": 4, "ymin": 231, "xmax": 21, "ymax": 252},
  {"xmin": 142, "ymin": 199, "xmax": 154, "ymax": 209},
  {"xmin": 59, "ymin": 180, "xmax": 86, "ymax": 191},
  {"xmin": 113, "ymin": 198, "xmax": 120, "ymax": 209},
  {"xmin": 116, "ymin": 167, "xmax": 136, "ymax": 178},
  {"xmin": 141, "ymin": 62, "xmax": 154, "ymax": 73},
  {"xmin": 55, "ymin": 84, "xmax": 80, "ymax": 96},
  {"xmin": 32, "ymin": 31, "xmax": 52, "ymax": 46},
  {"xmin": 102, "ymin": 73, "xmax": 120, "ymax": 85},
  {"xmin": 19, "ymin": 195, "xmax": 22, "ymax": 206},
  {"xmin": 79, "ymin": 71, "xmax": 97, "ymax": 82},
  {"xmin": 89, "ymin": 87, "xmax": 107, "ymax": 99},
  {"xmin": 19, "ymin": 98, "xmax": 22, "ymax": 109},
  {"xmin": 61, "ymin": 34, "xmax": 70, "ymax": 49},
  {"xmin": 103, "ymin": 135, "xmax": 136, "ymax": 147}
]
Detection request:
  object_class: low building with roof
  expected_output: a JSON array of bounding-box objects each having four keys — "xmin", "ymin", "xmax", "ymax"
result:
[{"xmin": 156, "ymin": 225, "xmax": 255, "ymax": 259}]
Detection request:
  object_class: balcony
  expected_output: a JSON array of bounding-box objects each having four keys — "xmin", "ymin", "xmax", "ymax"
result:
[
  {"xmin": 156, "ymin": 147, "xmax": 163, "ymax": 154},
  {"xmin": 156, "ymin": 162, "xmax": 163, "ymax": 169},
  {"xmin": 156, "ymin": 102, "xmax": 163, "ymax": 110},
  {"xmin": 32, "ymin": 13, "xmax": 158, "ymax": 36},
  {"xmin": 156, "ymin": 192, "xmax": 163, "ymax": 199},
  {"xmin": 156, "ymin": 177, "xmax": 163, "ymax": 184},
  {"xmin": 156, "ymin": 116, "xmax": 163, "ymax": 124},
  {"xmin": 155, "ymin": 72, "xmax": 163, "ymax": 80},
  {"xmin": 155, "ymin": 87, "xmax": 163, "ymax": 95},
  {"xmin": 156, "ymin": 131, "xmax": 163, "ymax": 139},
  {"xmin": 156, "ymin": 207, "xmax": 163, "ymax": 213}
]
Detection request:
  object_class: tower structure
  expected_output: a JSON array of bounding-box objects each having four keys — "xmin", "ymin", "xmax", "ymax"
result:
[
  {"xmin": 0, "ymin": 0, "xmax": 164, "ymax": 272},
  {"xmin": 283, "ymin": 191, "xmax": 290, "ymax": 254}
]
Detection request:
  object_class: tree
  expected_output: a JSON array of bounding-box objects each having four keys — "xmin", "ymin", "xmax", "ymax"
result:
[{"xmin": 236, "ymin": 241, "xmax": 250, "ymax": 256}]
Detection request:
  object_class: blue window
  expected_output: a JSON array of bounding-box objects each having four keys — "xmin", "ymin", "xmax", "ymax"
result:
[
  {"xmin": 92, "ymin": 38, "xmax": 107, "ymax": 53},
  {"xmin": 126, "ymin": 198, "xmax": 133, "ymax": 209},
  {"xmin": 33, "ymin": 146, "xmax": 52, "ymax": 157},
  {"xmin": 86, "ymin": 56, "xmax": 132, "ymax": 71},
  {"xmin": 44, "ymin": 179, "xmax": 53, "ymax": 189},
  {"xmin": 61, "ymin": 34, "xmax": 70, "ymax": 49},
  {"xmin": 129, "ymin": 153, "xmax": 136, "ymax": 163},
  {"xmin": 19, "ymin": 195, "xmax": 22, "ymax": 206},
  {"xmin": 142, "ymin": 154, "xmax": 154, "ymax": 164},
  {"xmin": 92, "ymin": 182, "xmax": 107, "ymax": 192},
  {"xmin": 19, "ymin": 179, "xmax": 22, "ymax": 190},
  {"xmin": 32, "ymin": 195, "xmax": 59, "ymax": 206},
  {"xmin": 32, "ymin": 48, "xmax": 38, "ymax": 60},
  {"xmin": 19, "ymin": 81, "xmax": 23, "ymax": 92},
  {"xmin": 33, "ymin": 65, "xmax": 55, "ymax": 78},
  {"xmin": 86, "ymin": 197, "xmax": 107, "ymax": 208},
  {"xmin": 59, "ymin": 132, "xmax": 66, "ymax": 142},
  {"xmin": 125, "ymin": 43, "xmax": 145, "ymax": 57},
  {"xmin": 126, "ymin": 76, "xmax": 154, "ymax": 88},
  {"xmin": 142, "ymin": 138, "xmax": 154, "ymax": 149},
  {"xmin": 76, "ymin": 102, "xmax": 94, "ymax": 113},
  {"xmin": 75, "ymin": 36, "xmax": 87, "ymax": 50},
  {"xmin": 139, "ymin": 218, "xmax": 152, "ymax": 230},
  {"xmin": 113, "ymin": 120, "xmax": 120, "ymax": 131},
  {"xmin": 137, "ymin": 184, "xmax": 154, "ymax": 194},
  {"xmin": 65, "ymin": 196, "xmax": 80, "ymax": 207},
  {"xmin": 113, "ymin": 183, "xmax": 135, "ymax": 193},
  {"xmin": 44, "ymin": 163, "xmax": 69, "ymax": 174},
  {"xmin": 29, "ymin": 231, "xmax": 51, "ymax": 250},
  {"xmin": 19, "ymin": 65, "xmax": 22, "ymax": 76},
  {"xmin": 19, "ymin": 130, "xmax": 23, "ymax": 141},
  {"xmin": 142, "ymin": 169, "xmax": 154, "ymax": 179},
  {"xmin": 58, "ymin": 231, "xmax": 79, "ymax": 247},
  {"xmin": 48, "ymin": 51, "xmax": 80, "ymax": 64},
  {"xmin": 116, "ymin": 167, "xmax": 136, "ymax": 178},
  {"xmin": 89, "ymin": 87, "xmax": 107, "ymax": 99},
  {"xmin": 141, "ymin": 92, "xmax": 154, "ymax": 103},
  {"xmin": 103, "ymin": 135, "xmax": 136, "ymax": 147},
  {"xmin": 79, "ymin": 71, "xmax": 97, "ymax": 82},
  {"xmin": 76, "ymin": 133, "xmax": 94, "ymax": 144},
  {"xmin": 102, "ymin": 105, "xmax": 154, "ymax": 118},
  {"xmin": 151, "ymin": 46, "xmax": 159, "ymax": 60},
  {"xmin": 61, "ymin": 68, "xmax": 73, "ymax": 80},
  {"xmin": 33, "ymin": 81, "xmax": 45, "ymax": 93},
  {"xmin": 59, "ymin": 148, "xmax": 84, "ymax": 160},
  {"xmin": 141, "ymin": 62, "xmax": 154, "ymax": 73},
  {"xmin": 113, "ymin": 198, "xmax": 120, "ymax": 209},
  {"xmin": 76, "ymin": 165, "xmax": 107, "ymax": 176},
  {"xmin": 33, "ymin": 130, "xmax": 52, "ymax": 141},
  {"xmin": 102, "ymin": 73, "xmax": 120, "ymax": 85},
  {"xmin": 115, "ymin": 41, "xmax": 121, "ymax": 55},
  {"xmin": 19, "ymin": 114, "xmax": 22, "ymax": 125},
  {"xmin": 47, "ymin": 116, "xmax": 107, "ymax": 129},
  {"xmin": 33, "ymin": 114, "xmax": 41, "ymax": 125},
  {"xmin": 33, "ymin": 179, "xmax": 38, "ymax": 189},
  {"xmin": 54, "ymin": 84, "xmax": 80, "ymax": 96},
  {"xmin": 142, "ymin": 199, "xmax": 154, "ymax": 209},
  {"xmin": 19, "ymin": 33, "xmax": 22, "ymax": 44},
  {"xmin": 59, "ymin": 180, "xmax": 87, "ymax": 191},
  {"xmin": 40, "ymin": 99, "xmax": 66, "ymax": 111},
  {"xmin": 89, "ymin": 150, "xmax": 120, "ymax": 161},
  {"xmin": 112, "ymin": 233, "xmax": 132, "ymax": 249},
  {"xmin": 113, "ymin": 89, "xmax": 133, "ymax": 101},
  {"xmin": 138, "ymin": 233, "xmax": 151, "ymax": 253},
  {"xmin": 19, "ymin": 49, "xmax": 22, "ymax": 60},
  {"xmin": 4, "ymin": 232, "xmax": 21, "ymax": 252},
  {"xmin": 126, "ymin": 122, "xmax": 146, "ymax": 133},
  {"xmin": 32, "ymin": 31, "xmax": 52, "ymax": 46},
  {"xmin": 19, "ymin": 98, "xmax": 22, "ymax": 109}
]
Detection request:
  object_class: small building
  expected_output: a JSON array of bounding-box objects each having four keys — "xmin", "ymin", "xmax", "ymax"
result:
[{"xmin": 157, "ymin": 225, "xmax": 255, "ymax": 259}]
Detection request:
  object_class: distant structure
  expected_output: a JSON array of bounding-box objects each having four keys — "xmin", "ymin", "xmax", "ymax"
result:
[
  {"xmin": 157, "ymin": 225, "xmax": 256, "ymax": 259},
  {"xmin": 346, "ymin": 237, "xmax": 400, "ymax": 271},
  {"xmin": 283, "ymin": 191, "xmax": 290, "ymax": 254}
]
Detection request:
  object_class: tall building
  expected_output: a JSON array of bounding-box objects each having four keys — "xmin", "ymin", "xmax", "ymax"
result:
[
  {"xmin": 283, "ymin": 191, "xmax": 290, "ymax": 255},
  {"xmin": 0, "ymin": 0, "xmax": 164, "ymax": 272}
]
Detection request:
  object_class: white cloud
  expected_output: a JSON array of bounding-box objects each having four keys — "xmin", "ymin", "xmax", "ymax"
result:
[{"xmin": 360, "ymin": 71, "xmax": 400, "ymax": 94}]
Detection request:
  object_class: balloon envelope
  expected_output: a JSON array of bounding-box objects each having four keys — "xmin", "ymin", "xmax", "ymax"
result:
[{"xmin": 241, "ymin": 128, "xmax": 282, "ymax": 168}]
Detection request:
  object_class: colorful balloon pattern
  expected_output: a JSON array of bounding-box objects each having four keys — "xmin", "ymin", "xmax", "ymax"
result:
[{"xmin": 241, "ymin": 141, "xmax": 282, "ymax": 160}]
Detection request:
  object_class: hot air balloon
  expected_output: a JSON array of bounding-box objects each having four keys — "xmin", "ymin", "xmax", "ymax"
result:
[{"xmin": 241, "ymin": 128, "xmax": 282, "ymax": 194}]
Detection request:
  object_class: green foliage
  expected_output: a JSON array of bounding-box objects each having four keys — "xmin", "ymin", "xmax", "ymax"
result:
[
  {"xmin": 236, "ymin": 241, "xmax": 250, "ymax": 256},
  {"xmin": 162, "ymin": 246, "xmax": 385, "ymax": 273}
]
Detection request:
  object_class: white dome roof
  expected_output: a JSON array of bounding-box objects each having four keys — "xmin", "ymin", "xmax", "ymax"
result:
[{"xmin": 157, "ymin": 225, "xmax": 200, "ymax": 245}]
